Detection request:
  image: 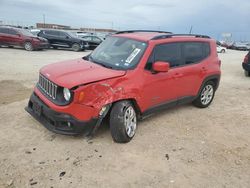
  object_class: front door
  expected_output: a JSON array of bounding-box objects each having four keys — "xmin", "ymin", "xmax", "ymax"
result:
[{"xmin": 141, "ymin": 42, "xmax": 183, "ymax": 112}]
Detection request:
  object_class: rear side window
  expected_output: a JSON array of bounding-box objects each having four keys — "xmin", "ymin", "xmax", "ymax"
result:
[
  {"xmin": 8, "ymin": 29, "xmax": 18, "ymax": 35},
  {"xmin": 145, "ymin": 41, "xmax": 210, "ymax": 70},
  {"xmin": 58, "ymin": 31, "xmax": 67, "ymax": 37},
  {"xmin": 183, "ymin": 42, "xmax": 210, "ymax": 64},
  {"xmin": 44, "ymin": 30, "xmax": 59, "ymax": 36},
  {"xmin": 0, "ymin": 27, "xmax": 9, "ymax": 34}
]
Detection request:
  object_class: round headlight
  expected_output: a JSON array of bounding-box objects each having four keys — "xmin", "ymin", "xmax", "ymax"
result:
[{"xmin": 63, "ymin": 88, "xmax": 71, "ymax": 101}]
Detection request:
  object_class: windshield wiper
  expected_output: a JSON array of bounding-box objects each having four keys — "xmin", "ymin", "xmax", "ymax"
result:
[
  {"xmin": 95, "ymin": 62, "xmax": 113, "ymax": 69},
  {"xmin": 87, "ymin": 55, "xmax": 113, "ymax": 69}
]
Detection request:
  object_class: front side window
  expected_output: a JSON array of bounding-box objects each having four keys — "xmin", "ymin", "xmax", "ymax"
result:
[
  {"xmin": 88, "ymin": 36, "xmax": 147, "ymax": 70},
  {"xmin": 16, "ymin": 29, "xmax": 35, "ymax": 37},
  {"xmin": 154, "ymin": 43, "xmax": 182, "ymax": 67},
  {"xmin": 82, "ymin": 36, "xmax": 92, "ymax": 41},
  {"xmin": 92, "ymin": 37, "xmax": 102, "ymax": 43}
]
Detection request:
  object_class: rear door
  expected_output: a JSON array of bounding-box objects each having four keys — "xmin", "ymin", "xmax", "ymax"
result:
[
  {"xmin": 175, "ymin": 42, "xmax": 211, "ymax": 98},
  {"xmin": 0, "ymin": 27, "xmax": 10, "ymax": 45},
  {"xmin": 41, "ymin": 30, "xmax": 61, "ymax": 46},
  {"xmin": 7, "ymin": 28, "xmax": 23, "ymax": 46},
  {"xmin": 57, "ymin": 31, "xmax": 71, "ymax": 48}
]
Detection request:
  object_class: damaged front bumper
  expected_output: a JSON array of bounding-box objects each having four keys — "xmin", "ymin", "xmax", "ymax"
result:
[{"xmin": 25, "ymin": 92, "xmax": 100, "ymax": 136}]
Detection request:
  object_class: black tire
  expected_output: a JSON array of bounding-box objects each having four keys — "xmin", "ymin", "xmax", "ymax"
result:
[
  {"xmin": 72, "ymin": 43, "xmax": 81, "ymax": 52},
  {"xmin": 193, "ymin": 81, "xmax": 215, "ymax": 108},
  {"xmin": 245, "ymin": 70, "xmax": 250, "ymax": 77},
  {"xmin": 221, "ymin": 49, "xmax": 226, "ymax": 53},
  {"xmin": 24, "ymin": 42, "xmax": 33, "ymax": 51},
  {"xmin": 110, "ymin": 100, "xmax": 137, "ymax": 143},
  {"xmin": 52, "ymin": 46, "xmax": 58, "ymax": 49}
]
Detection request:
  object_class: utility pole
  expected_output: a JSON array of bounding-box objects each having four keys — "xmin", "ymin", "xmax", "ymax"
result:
[
  {"xmin": 111, "ymin": 21, "xmax": 114, "ymax": 30},
  {"xmin": 189, "ymin": 25, "xmax": 193, "ymax": 34},
  {"xmin": 43, "ymin": 14, "xmax": 46, "ymax": 28}
]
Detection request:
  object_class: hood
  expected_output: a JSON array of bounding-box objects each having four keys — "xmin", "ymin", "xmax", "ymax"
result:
[{"xmin": 40, "ymin": 58, "xmax": 126, "ymax": 88}]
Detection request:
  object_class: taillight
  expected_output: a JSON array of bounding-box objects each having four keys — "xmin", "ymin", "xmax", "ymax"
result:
[{"xmin": 244, "ymin": 55, "xmax": 249, "ymax": 64}]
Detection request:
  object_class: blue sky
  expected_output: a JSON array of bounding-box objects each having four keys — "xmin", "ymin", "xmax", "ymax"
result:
[{"xmin": 0, "ymin": 0, "xmax": 250, "ymax": 41}]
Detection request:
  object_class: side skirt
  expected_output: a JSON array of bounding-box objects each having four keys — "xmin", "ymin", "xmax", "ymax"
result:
[{"xmin": 141, "ymin": 96, "xmax": 195, "ymax": 120}]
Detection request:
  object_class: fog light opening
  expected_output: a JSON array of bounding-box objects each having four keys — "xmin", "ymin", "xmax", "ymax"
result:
[{"xmin": 67, "ymin": 122, "xmax": 71, "ymax": 127}]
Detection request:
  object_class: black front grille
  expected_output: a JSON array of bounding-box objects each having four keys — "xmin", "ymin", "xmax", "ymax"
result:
[{"xmin": 38, "ymin": 74, "xmax": 58, "ymax": 100}]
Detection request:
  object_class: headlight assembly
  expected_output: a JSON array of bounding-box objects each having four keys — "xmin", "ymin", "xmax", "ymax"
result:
[{"xmin": 63, "ymin": 88, "xmax": 71, "ymax": 101}]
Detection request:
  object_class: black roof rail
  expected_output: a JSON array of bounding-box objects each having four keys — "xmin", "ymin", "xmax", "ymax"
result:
[
  {"xmin": 115, "ymin": 30, "xmax": 172, "ymax": 34},
  {"xmin": 151, "ymin": 34, "xmax": 211, "ymax": 40}
]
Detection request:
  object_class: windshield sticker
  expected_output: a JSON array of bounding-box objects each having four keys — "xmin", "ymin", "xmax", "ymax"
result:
[{"xmin": 125, "ymin": 48, "xmax": 141, "ymax": 64}]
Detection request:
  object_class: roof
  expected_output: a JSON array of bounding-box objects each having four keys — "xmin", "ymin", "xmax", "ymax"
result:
[
  {"xmin": 113, "ymin": 32, "xmax": 166, "ymax": 42},
  {"xmin": 112, "ymin": 30, "xmax": 211, "ymax": 42}
]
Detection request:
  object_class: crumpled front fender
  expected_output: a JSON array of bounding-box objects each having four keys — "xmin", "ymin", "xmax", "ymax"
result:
[{"xmin": 74, "ymin": 82, "xmax": 126, "ymax": 110}]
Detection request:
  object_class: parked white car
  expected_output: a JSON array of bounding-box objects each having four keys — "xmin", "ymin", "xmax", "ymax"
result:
[{"xmin": 217, "ymin": 45, "xmax": 226, "ymax": 53}]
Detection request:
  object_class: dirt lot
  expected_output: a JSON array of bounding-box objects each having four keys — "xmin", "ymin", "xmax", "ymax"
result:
[{"xmin": 0, "ymin": 47, "xmax": 249, "ymax": 188}]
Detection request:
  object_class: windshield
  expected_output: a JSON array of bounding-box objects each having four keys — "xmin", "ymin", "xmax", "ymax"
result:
[
  {"xmin": 17, "ymin": 29, "xmax": 36, "ymax": 37},
  {"xmin": 88, "ymin": 36, "xmax": 147, "ymax": 70}
]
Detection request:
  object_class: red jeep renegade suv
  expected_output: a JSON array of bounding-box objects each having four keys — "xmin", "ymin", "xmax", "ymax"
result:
[{"xmin": 26, "ymin": 30, "xmax": 221, "ymax": 143}]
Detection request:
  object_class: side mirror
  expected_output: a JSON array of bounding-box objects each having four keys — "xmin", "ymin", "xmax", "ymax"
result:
[
  {"xmin": 65, "ymin": 36, "xmax": 69, "ymax": 39},
  {"xmin": 152, "ymin": 61, "xmax": 170, "ymax": 73}
]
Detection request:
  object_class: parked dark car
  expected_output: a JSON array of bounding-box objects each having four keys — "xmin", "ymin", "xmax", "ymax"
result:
[
  {"xmin": 38, "ymin": 29, "xmax": 89, "ymax": 51},
  {"xmin": 0, "ymin": 26, "xmax": 49, "ymax": 51},
  {"xmin": 242, "ymin": 50, "xmax": 250, "ymax": 76},
  {"xmin": 81, "ymin": 35, "xmax": 103, "ymax": 50}
]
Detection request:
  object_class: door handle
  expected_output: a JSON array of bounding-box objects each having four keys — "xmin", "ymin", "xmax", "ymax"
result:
[
  {"xmin": 173, "ymin": 73, "xmax": 183, "ymax": 79},
  {"xmin": 201, "ymin": 67, "xmax": 207, "ymax": 72}
]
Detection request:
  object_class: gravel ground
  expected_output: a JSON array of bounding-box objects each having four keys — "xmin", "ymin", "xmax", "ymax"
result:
[{"xmin": 0, "ymin": 47, "xmax": 249, "ymax": 188}]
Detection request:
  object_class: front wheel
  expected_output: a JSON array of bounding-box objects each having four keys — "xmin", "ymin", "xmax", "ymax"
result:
[
  {"xmin": 193, "ymin": 81, "xmax": 215, "ymax": 108},
  {"xmin": 221, "ymin": 49, "xmax": 226, "ymax": 53},
  {"xmin": 72, "ymin": 43, "xmax": 81, "ymax": 52},
  {"xmin": 110, "ymin": 101, "xmax": 137, "ymax": 143},
  {"xmin": 24, "ymin": 42, "xmax": 33, "ymax": 51},
  {"xmin": 245, "ymin": 70, "xmax": 250, "ymax": 77}
]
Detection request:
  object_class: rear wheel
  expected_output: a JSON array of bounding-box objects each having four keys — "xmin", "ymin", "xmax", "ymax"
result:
[
  {"xmin": 245, "ymin": 70, "xmax": 250, "ymax": 77},
  {"xmin": 24, "ymin": 42, "xmax": 33, "ymax": 51},
  {"xmin": 52, "ymin": 46, "xmax": 58, "ymax": 49},
  {"xmin": 110, "ymin": 101, "xmax": 137, "ymax": 143},
  {"xmin": 221, "ymin": 49, "xmax": 226, "ymax": 53},
  {"xmin": 72, "ymin": 43, "xmax": 81, "ymax": 52},
  {"xmin": 193, "ymin": 81, "xmax": 215, "ymax": 108}
]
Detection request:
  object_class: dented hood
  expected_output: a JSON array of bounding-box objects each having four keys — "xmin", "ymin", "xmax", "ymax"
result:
[{"xmin": 40, "ymin": 58, "xmax": 126, "ymax": 88}]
